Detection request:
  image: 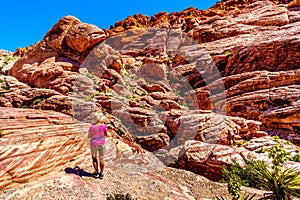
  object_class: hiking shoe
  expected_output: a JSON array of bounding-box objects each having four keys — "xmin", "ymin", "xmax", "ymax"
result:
[
  {"xmin": 92, "ymin": 172, "xmax": 99, "ymax": 178},
  {"xmin": 99, "ymin": 172, "xmax": 104, "ymax": 179}
]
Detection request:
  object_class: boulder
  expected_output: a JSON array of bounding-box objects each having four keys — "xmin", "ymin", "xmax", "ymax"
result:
[{"xmin": 65, "ymin": 23, "xmax": 106, "ymax": 53}]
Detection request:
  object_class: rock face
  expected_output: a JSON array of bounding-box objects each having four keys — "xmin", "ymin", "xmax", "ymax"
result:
[
  {"xmin": 188, "ymin": 1, "xmax": 300, "ymax": 139},
  {"xmin": 168, "ymin": 136, "xmax": 300, "ymax": 181},
  {"xmin": 0, "ymin": 108, "xmax": 266, "ymax": 200},
  {"xmin": 288, "ymin": 0, "xmax": 300, "ymax": 7},
  {"xmin": 0, "ymin": 75, "xmax": 73, "ymax": 115},
  {"xmin": 0, "ymin": 107, "xmax": 85, "ymax": 189},
  {"xmin": 9, "ymin": 16, "xmax": 106, "ymax": 95},
  {"xmin": 1, "ymin": 0, "xmax": 300, "ymax": 198}
]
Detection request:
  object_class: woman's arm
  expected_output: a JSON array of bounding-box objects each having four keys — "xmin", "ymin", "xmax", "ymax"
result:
[{"xmin": 88, "ymin": 126, "xmax": 92, "ymax": 138}]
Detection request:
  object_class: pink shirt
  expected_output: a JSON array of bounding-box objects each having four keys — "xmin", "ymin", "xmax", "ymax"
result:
[{"xmin": 88, "ymin": 124, "xmax": 107, "ymax": 146}]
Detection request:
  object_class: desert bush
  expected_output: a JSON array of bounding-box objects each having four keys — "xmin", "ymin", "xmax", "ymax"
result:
[
  {"xmin": 252, "ymin": 161, "xmax": 300, "ymax": 199},
  {"xmin": 221, "ymin": 159, "xmax": 262, "ymax": 188},
  {"xmin": 221, "ymin": 143, "xmax": 300, "ymax": 200},
  {"xmin": 107, "ymin": 192, "xmax": 136, "ymax": 200},
  {"xmin": 293, "ymin": 154, "xmax": 300, "ymax": 162}
]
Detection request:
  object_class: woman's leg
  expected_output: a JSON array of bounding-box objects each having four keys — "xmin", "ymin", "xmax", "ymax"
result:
[
  {"xmin": 98, "ymin": 145, "xmax": 105, "ymax": 178},
  {"xmin": 92, "ymin": 156, "xmax": 99, "ymax": 173},
  {"xmin": 90, "ymin": 145, "xmax": 99, "ymax": 175},
  {"xmin": 99, "ymin": 155, "xmax": 104, "ymax": 174}
]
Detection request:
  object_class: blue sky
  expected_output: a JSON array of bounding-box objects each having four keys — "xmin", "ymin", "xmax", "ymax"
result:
[{"xmin": 0, "ymin": 0, "xmax": 218, "ymax": 51}]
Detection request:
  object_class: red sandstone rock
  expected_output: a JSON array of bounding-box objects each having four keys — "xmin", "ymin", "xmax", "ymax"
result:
[
  {"xmin": 65, "ymin": 23, "xmax": 106, "ymax": 53},
  {"xmin": 288, "ymin": 0, "xmax": 300, "ymax": 7},
  {"xmin": 2, "ymin": 1, "xmax": 299, "ymax": 193},
  {"xmin": 0, "ymin": 107, "xmax": 84, "ymax": 189}
]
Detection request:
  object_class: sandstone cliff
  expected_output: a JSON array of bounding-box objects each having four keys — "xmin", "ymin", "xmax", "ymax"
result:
[{"xmin": 0, "ymin": 0, "xmax": 300, "ymax": 199}]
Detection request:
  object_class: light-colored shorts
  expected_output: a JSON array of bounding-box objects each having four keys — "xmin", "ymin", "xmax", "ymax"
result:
[{"xmin": 90, "ymin": 144, "xmax": 106, "ymax": 158}]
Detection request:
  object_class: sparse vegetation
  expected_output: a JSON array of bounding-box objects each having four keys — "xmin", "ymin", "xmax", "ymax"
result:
[
  {"xmin": 129, "ymin": 93, "xmax": 141, "ymax": 103},
  {"xmin": 134, "ymin": 63, "xmax": 141, "ymax": 68},
  {"xmin": 116, "ymin": 129, "xmax": 124, "ymax": 137},
  {"xmin": 272, "ymin": 135, "xmax": 280, "ymax": 142},
  {"xmin": 0, "ymin": 53, "xmax": 19, "ymax": 74},
  {"xmin": 33, "ymin": 98, "xmax": 44, "ymax": 105},
  {"xmin": 85, "ymin": 72, "xmax": 94, "ymax": 79},
  {"xmin": 293, "ymin": 154, "xmax": 300, "ymax": 162},
  {"xmin": 1, "ymin": 85, "xmax": 10, "ymax": 91},
  {"xmin": 101, "ymin": 107, "xmax": 107, "ymax": 115},
  {"xmin": 224, "ymin": 51, "xmax": 231, "ymax": 55},
  {"xmin": 221, "ymin": 158, "xmax": 262, "ymax": 189},
  {"xmin": 215, "ymin": 193, "xmax": 255, "ymax": 200},
  {"xmin": 140, "ymin": 104, "xmax": 147, "ymax": 109},
  {"xmin": 236, "ymin": 140, "xmax": 248, "ymax": 146},
  {"xmin": 21, "ymin": 105, "xmax": 28, "ymax": 109},
  {"xmin": 84, "ymin": 94, "xmax": 95, "ymax": 102},
  {"xmin": 253, "ymin": 161, "xmax": 300, "ymax": 199},
  {"xmin": 221, "ymin": 143, "xmax": 300, "ymax": 199},
  {"xmin": 107, "ymin": 192, "xmax": 136, "ymax": 200},
  {"xmin": 94, "ymin": 91, "xmax": 101, "ymax": 96},
  {"xmin": 105, "ymin": 87, "xmax": 111, "ymax": 93},
  {"xmin": 254, "ymin": 147, "xmax": 266, "ymax": 153},
  {"xmin": 268, "ymin": 143, "xmax": 292, "ymax": 167}
]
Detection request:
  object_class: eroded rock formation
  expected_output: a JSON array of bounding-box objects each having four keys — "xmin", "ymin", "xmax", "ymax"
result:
[
  {"xmin": 0, "ymin": 107, "xmax": 85, "ymax": 189},
  {"xmin": 0, "ymin": 0, "xmax": 299, "ymax": 198}
]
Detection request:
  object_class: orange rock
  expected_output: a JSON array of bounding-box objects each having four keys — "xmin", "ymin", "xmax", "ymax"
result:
[
  {"xmin": 13, "ymin": 45, "xmax": 34, "ymax": 57},
  {"xmin": 65, "ymin": 23, "xmax": 106, "ymax": 53},
  {"xmin": 288, "ymin": 0, "xmax": 300, "ymax": 7},
  {"xmin": 44, "ymin": 15, "xmax": 81, "ymax": 50}
]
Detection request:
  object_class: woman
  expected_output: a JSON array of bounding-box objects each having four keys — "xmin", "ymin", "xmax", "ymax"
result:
[{"xmin": 88, "ymin": 121, "xmax": 107, "ymax": 179}]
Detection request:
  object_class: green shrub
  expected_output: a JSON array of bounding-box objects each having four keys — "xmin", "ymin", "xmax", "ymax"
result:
[
  {"xmin": 221, "ymin": 159, "xmax": 262, "ymax": 189},
  {"xmin": 293, "ymin": 154, "xmax": 300, "ymax": 162},
  {"xmin": 227, "ymin": 173, "xmax": 242, "ymax": 199},
  {"xmin": 85, "ymin": 72, "xmax": 94, "ymax": 79},
  {"xmin": 1, "ymin": 85, "xmax": 10, "ymax": 90},
  {"xmin": 33, "ymin": 98, "xmax": 43, "ymax": 105},
  {"xmin": 116, "ymin": 129, "xmax": 124, "ymax": 137},
  {"xmin": 102, "ymin": 108, "xmax": 107, "ymax": 115},
  {"xmin": 140, "ymin": 104, "xmax": 147, "ymax": 109},
  {"xmin": 84, "ymin": 94, "xmax": 95, "ymax": 102},
  {"xmin": 215, "ymin": 193, "xmax": 255, "ymax": 200},
  {"xmin": 107, "ymin": 192, "xmax": 136, "ymax": 200},
  {"xmin": 222, "ymin": 143, "xmax": 300, "ymax": 200},
  {"xmin": 224, "ymin": 51, "xmax": 231, "ymax": 55},
  {"xmin": 94, "ymin": 91, "xmax": 101, "ymax": 96},
  {"xmin": 272, "ymin": 135, "xmax": 280, "ymax": 142},
  {"xmin": 268, "ymin": 143, "xmax": 292, "ymax": 169},
  {"xmin": 252, "ymin": 161, "xmax": 300, "ymax": 199}
]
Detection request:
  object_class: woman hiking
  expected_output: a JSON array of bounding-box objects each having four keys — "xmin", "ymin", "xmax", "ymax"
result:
[{"xmin": 88, "ymin": 119, "xmax": 107, "ymax": 179}]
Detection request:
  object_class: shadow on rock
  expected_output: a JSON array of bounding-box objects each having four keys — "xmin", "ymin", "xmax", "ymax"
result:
[{"xmin": 64, "ymin": 166, "xmax": 92, "ymax": 177}]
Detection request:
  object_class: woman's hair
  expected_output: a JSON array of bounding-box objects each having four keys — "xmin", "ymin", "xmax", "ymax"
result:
[
  {"xmin": 90, "ymin": 116, "xmax": 100, "ymax": 125},
  {"xmin": 90, "ymin": 113, "xmax": 108, "ymax": 125}
]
